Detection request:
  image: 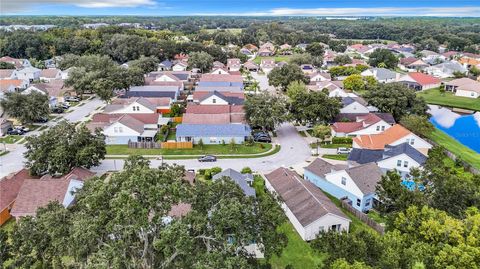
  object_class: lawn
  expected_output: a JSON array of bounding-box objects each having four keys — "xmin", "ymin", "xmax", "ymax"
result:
[
  {"xmin": 253, "ymin": 55, "xmax": 292, "ymax": 64},
  {"xmin": 427, "ymin": 129, "xmax": 480, "ymax": 170},
  {"xmin": 322, "ymin": 192, "xmax": 373, "ymax": 233},
  {"xmin": 367, "ymin": 210, "xmax": 387, "ymax": 225},
  {"xmin": 322, "ymin": 154, "xmax": 348, "ymax": 161},
  {"xmin": 106, "ymin": 143, "xmax": 273, "ymax": 156},
  {"xmin": 319, "ymin": 143, "xmax": 351, "ymax": 149},
  {"xmin": 0, "ymin": 135, "xmax": 22, "ymax": 144},
  {"xmin": 417, "ymin": 88, "xmax": 480, "ymax": 111}
]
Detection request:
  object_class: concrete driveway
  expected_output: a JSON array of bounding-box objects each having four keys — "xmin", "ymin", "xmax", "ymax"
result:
[
  {"xmin": 91, "ymin": 123, "xmax": 313, "ymax": 174},
  {"xmin": 250, "ymin": 72, "xmax": 277, "ymax": 94}
]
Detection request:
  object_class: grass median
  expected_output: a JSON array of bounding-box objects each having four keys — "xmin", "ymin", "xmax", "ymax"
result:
[{"xmin": 417, "ymin": 88, "xmax": 480, "ymax": 111}]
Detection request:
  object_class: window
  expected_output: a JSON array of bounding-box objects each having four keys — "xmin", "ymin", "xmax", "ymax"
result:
[
  {"xmin": 212, "ymin": 98, "xmax": 216, "ymax": 104},
  {"xmin": 356, "ymin": 199, "xmax": 361, "ymax": 206},
  {"xmin": 472, "ymin": 92, "xmax": 475, "ymax": 97},
  {"xmin": 365, "ymin": 198, "xmax": 371, "ymax": 207},
  {"xmin": 114, "ymin": 127, "xmax": 118, "ymax": 133},
  {"xmin": 397, "ymin": 160, "xmax": 402, "ymax": 167},
  {"xmin": 341, "ymin": 177, "xmax": 346, "ymax": 185},
  {"xmin": 381, "ymin": 126, "xmax": 385, "ymax": 131},
  {"xmin": 133, "ymin": 106, "xmax": 136, "ymax": 111},
  {"xmin": 330, "ymin": 224, "xmax": 340, "ymax": 231},
  {"xmin": 376, "ymin": 126, "xmax": 380, "ymax": 131},
  {"xmin": 409, "ymin": 138, "xmax": 415, "ymax": 145},
  {"xmin": 404, "ymin": 161, "xmax": 409, "ymax": 168}
]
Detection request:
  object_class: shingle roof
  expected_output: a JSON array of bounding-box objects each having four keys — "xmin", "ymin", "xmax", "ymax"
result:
[
  {"xmin": 347, "ymin": 148, "xmax": 384, "ymax": 164},
  {"xmin": 334, "ymin": 113, "xmax": 395, "ymax": 125},
  {"xmin": 182, "ymin": 113, "xmax": 231, "ymax": 124},
  {"xmin": 353, "ymin": 124, "xmax": 412, "ymax": 150},
  {"xmin": 212, "ymin": 169, "xmax": 255, "ymax": 197},
  {"xmin": 40, "ymin": 68, "xmax": 61, "ymax": 78},
  {"xmin": 0, "ymin": 169, "xmax": 37, "ymax": 211},
  {"xmin": 342, "ymin": 97, "xmax": 368, "ymax": 107},
  {"xmin": 383, "ymin": 143, "xmax": 427, "ymax": 165},
  {"xmin": 406, "ymin": 72, "xmax": 441, "ymax": 86},
  {"xmin": 344, "ymin": 163, "xmax": 383, "ymax": 195},
  {"xmin": 200, "ymin": 74, "xmax": 243, "ymax": 83},
  {"xmin": 159, "ymin": 60, "xmax": 173, "ymax": 68},
  {"xmin": 194, "ymin": 85, "xmax": 244, "ymax": 92},
  {"xmin": 0, "ymin": 69, "xmax": 15, "ymax": 79},
  {"xmin": 264, "ymin": 168, "xmax": 349, "ymax": 227},
  {"xmin": 193, "ymin": 91, "xmax": 244, "ymax": 103},
  {"xmin": 117, "ymin": 114, "xmax": 147, "ymax": 134},
  {"xmin": 176, "ymin": 124, "xmax": 251, "ymax": 137},
  {"xmin": 304, "ymin": 158, "xmax": 347, "ymax": 178},
  {"xmin": 199, "ymin": 91, "xmax": 244, "ymax": 105}
]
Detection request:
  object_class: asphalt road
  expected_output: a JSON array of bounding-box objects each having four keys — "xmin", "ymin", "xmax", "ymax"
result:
[{"xmin": 91, "ymin": 123, "xmax": 312, "ymax": 174}]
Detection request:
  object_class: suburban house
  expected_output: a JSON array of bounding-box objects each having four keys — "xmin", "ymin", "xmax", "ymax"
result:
[
  {"xmin": 459, "ymin": 57, "xmax": 480, "ymax": 69},
  {"xmin": 172, "ymin": 61, "xmax": 188, "ymax": 72},
  {"xmin": 193, "ymin": 91, "xmax": 244, "ymax": 105},
  {"xmin": 213, "ymin": 61, "xmax": 225, "ymax": 69},
  {"xmin": 333, "ymin": 113, "xmax": 395, "ymax": 126},
  {"xmin": 279, "ymin": 43, "xmax": 292, "ymax": 54},
  {"xmin": 260, "ymin": 59, "xmax": 276, "ymax": 73},
  {"xmin": 104, "ymin": 97, "xmax": 172, "ymax": 114},
  {"xmin": 308, "ymin": 81, "xmax": 347, "ymax": 97},
  {"xmin": 258, "ymin": 42, "xmax": 275, "ymax": 56},
  {"xmin": 263, "ymin": 167, "xmax": 351, "ymax": 241},
  {"xmin": 158, "ymin": 60, "xmax": 173, "ymax": 71},
  {"xmin": 182, "ymin": 104, "xmax": 245, "ymax": 124},
  {"xmin": 0, "ymin": 117, "xmax": 13, "ymax": 136},
  {"xmin": 309, "ymin": 72, "xmax": 332, "ymax": 82},
  {"xmin": 148, "ymin": 71, "xmax": 190, "ymax": 83},
  {"xmin": 0, "ymin": 69, "xmax": 18, "ymax": 80},
  {"xmin": 210, "ymin": 67, "xmax": 230, "ymax": 75},
  {"xmin": 331, "ymin": 113, "xmax": 394, "ymax": 137},
  {"xmin": 0, "ymin": 169, "xmax": 34, "ymax": 225},
  {"xmin": 23, "ymin": 84, "xmax": 59, "ymax": 107},
  {"xmin": 10, "ymin": 168, "xmax": 95, "ymax": 219},
  {"xmin": 88, "ymin": 113, "xmax": 161, "ymax": 144},
  {"xmin": 420, "ymin": 50, "xmax": 444, "ymax": 62},
  {"xmin": 340, "ymin": 97, "xmax": 375, "ymax": 114},
  {"xmin": 176, "ymin": 123, "xmax": 251, "ymax": 144},
  {"xmin": 361, "ymin": 68, "xmax": 399, "ymax": 83},
  {"xmin": 243, "ymin": 61, "xmax": 259, "ymax": 72},
  {"xmin": 398, "ymin": 72, "xmax": 441, "ymax": 91},
  {"xmin": 0, "ymin": 56, "xmax": 31, "ymax": 69},
  {"xmin": 16, "ymin": 66, "xmax": 41, "ymax": 82},
  {"xmin": 399, "ymin": 58, "xmax": 429, "ymax": 71},
  {"xmin": 227, "ymin": 58, "xmax": 242, "ymax": 72},
  {"xmin": 39, "ymin": 68, "xmax": 63, "ymax": 81},
  {"xmin": 212, "ymin": 168, "xmax": 255, "ymax": 197},
  {"xmin": 424, "ymin": 61, "xmax": 468, "ymax": 78},
  {"xmin": 22, "ymin": 80, "xmax": 70, "ymax": 107},
  {"xmin": 301, "ymin": 64, "xmax": 315, "ymax": 74},
  {"xmin": 124, "ymin": 85, "xmax": 181, "ymax": 100},
  {"xmin": 444, "ymin": 78, "xmax": 480, "ymax": 98},
  {"xmin": 0, "ymin": 79, "xmax": 29, "ymax": 95},
  {"xmin": 304, "ymin": 159, "xmax": 383, "ymax": 212},
  {"xmin": 353, "ymin": 124, "xmax": 433, "ymax": 155},
  {"xmin": 197, "ymin": 74, "xmax": 244, "ymax": 88}
]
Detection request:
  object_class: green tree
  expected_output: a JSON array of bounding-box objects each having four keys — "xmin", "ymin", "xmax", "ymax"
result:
[
  {"xmin": 286, "ymin": 80, "xmax": 308, "ymax": 100},
  {"xmin": 0, "ymin": 62, "xmax": 15, "ymax": 69},
  {"xmin": 343, "ymin": 74, "xmax": 366, "ymax": 92},
  {"xmin": 241, "ymin": 167, "xmax": 252, "ymax": 174},
  {"xmin": 0, "ymin": 91, "xmax": 49, "ymax": 124},
  {"xmin": 331, "ymin": 259, "xmax": 373, "ymax": 269},
  {"xmin": 244, "ymin": 92, "xmax": 288, "ymax": 131},
  {"xmin": 188, "ymin": 51, "xmax": 214, "ymax": 72},
  {"xmin": 268, "ymin": 64, "xmax": 308, "ymax": 91},
  {"xmin": 312, "ymin": 124, "xmax": 331, "ymax": 142},
  {"xmin": 400, "ymin": 115, "xmax": 435, "ymax": 138},
  {"xmin": 289, "ymin": 91, "xmax": 341, "ymax": 125},
  {"xmin": 198, "ymin": 138, "xmax": 204, "ymax": 150},
  {"xmin": 334, "ymin": 55, "xmax": 353, "ymax": 65},
  {"xmin": 306, "ymin": 42, "xmax": 325, "ymax": 56},
  {"xmin": 289, "ymin": 53, "xmax": 314, "ymax": 66},
  {"xmin": 368, "ymin": 49, "xmax": 399, "ymax": 69},
  {"xmin": 24, "ymin": 121, "xmax": 106, "ymax": 176},
  {"xmin": 128, "ymin": 55, "xmax": 159, "ymax": 73},
  {"xmin": 0, "ymin": 229, "xmax": 10, "ymax": 265}
]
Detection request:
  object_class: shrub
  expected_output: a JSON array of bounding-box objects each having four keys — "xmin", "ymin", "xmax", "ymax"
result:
[
  {"xmin": 198, "ymin": 169, "xmax": 206, "ymax": 175},
  {"xmin": 241, "ymin": 167, "xmax": 252, "ymax": 174},
  {"xmin": 332, "ymin": 137, "xmax": 353, "ymax": 144},
  {"xmin": 210, "ymin": 167, "xmax": 222, "ymax": 176}
]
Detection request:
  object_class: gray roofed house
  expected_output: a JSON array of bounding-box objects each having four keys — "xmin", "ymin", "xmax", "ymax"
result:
[
  {"xmin": 304, "ymin": 158, "xmax": 348, "ymax": 178},
  {"xmin": 125, "ymin": 85, "xmax": 180, "ymax": 99},
  {"xmin": 158, "ymin": 60, "xmax": 173, "ymax": 70},
  {"xmin": 264, "ymin": 167, "xmax": 350, "ymax": 240},
  {"xmin": 361, "ymin": 68, "xmax": 399, "ymax": 83},
  {"xmin": 333, "ymin": 113, "xmax": 395, "ymax": 125},
  {"xmin": 425, "ymin": 61, "xmax": 468, "ymax": 78},
  {"xmin": 199, "ymin": 91, "xmax": 244, "ymax": 105},
  {"xmin": 382, "ymin": 143, "xmax": 427, "ymax": 165},
  {"xmin": 176, "ymin": 124, "xmax": 251, "ymax": 144},
  {"xmin": 344, "ymin": 163, "xmax": 383, "ymax": 195},
  {"xmin": 212, "ymin": 168, "xmax": 255, "ymax": 197},
  {"xmin": 194, "ymin": 85, "xmax": 244, "ymax": 92},
  {"xmin": 347, "ymin": 148, "xmax": 384, "ymax": 165}
]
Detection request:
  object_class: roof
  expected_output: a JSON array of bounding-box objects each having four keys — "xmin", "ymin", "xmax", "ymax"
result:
[
  {"xmin": 406, "ymin": 72, "xmax": 441, "ymax": 86},
  {"xmin": 344, "ymin": 163, "xmax": 383, "ymax": 195},
  {"xmin": 91, "ymin": 113, "xmax": 160, "ymax": 125},
  {"xmin": 304, "ymin": 158, "xmax": 347, "ymax": 178},
  {"xmin": 445, "ymin": 77, "xmax": 477, "ymax": 87},
  {"xmin": 400, "ymin": 57, "xmax": 419, "ymax": 66},
  {"xmin": 0, "ymin": 79, "xmax": 24, "ymax": 91},
  {"xmin": 168, "ymin": 203, "xmax": 192, "ymax": 218},
  {"xmin": 176, "ymin": 124, "xmax": 251, "ymax": 137},
  {"xmin": 0, "ymin": 69, "xmax": 15, "ymax": 79},
  {"xmin": 40, "ymin": 68, "xmax": 61, "ymax": 78},
  {"xmin": 353, "ymin": 124, "xmax": 412, "ymax": 150},
  {"xmin": 125, "ymin": 85, "xmax": 180, "ymax": 99},
  {"xmin": 348, "ymin": 148, "xmax": 384, "ymax": 164},
  {"xmin": 182, "ymin": 113, "xmax": 232, "ymax": 124},
  {"xmin": 194, "ymin": 85, "xmax": 243, "ymax": 92},
  {"xmin": 159, "ymin": 60, "xmax": 173, "ymax": 68},
  {"xmin": 264, "ymin": 168, "xmax": 349, "ymax": 227},
  {"xmin": 0, "ymin": 169, "xmax": 36, "ymax": 211},
  {"xmin": 382, "ymin": 143, "xmax": 427, "ymax": 164},
  {"xmin": 199, "ymin": 90, "xmax": 244, "ymax": 105},
  {"xmin": 193, "ymin": 91, "xmax": 244, "ymax": 102},
  {"xmin": 342, "ymin": 96, "xmax": 368, "ymax": 107},
  {"xmin": 334, "ymin": 113, "xmax": 395, "ymax": 125},
  {"xmin": 332, "ymin": 122, "xmax": 364, "ymax": 133},
  {"xmin": 199, "ymin": 74, "xmax": 243, "ymax": 83},
  {"xmin": 364, "ymin": 68, "xmax": 397, "ymax": 80},
  {"xmin": 212, "ymin": 169, "xmax": 255, "ymax": 197},
  {"xmin": 427, "ymin": 61, "xmax": 467, "ymax": 72}
]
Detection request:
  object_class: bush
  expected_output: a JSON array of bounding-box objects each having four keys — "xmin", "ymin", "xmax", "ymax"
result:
[
  {"xmin": 204, "ymin": 170, "xmax": 212, "ymax": 180},
  {"xmin": 198, "ymin": 169, "xmax": 206, "ymax": 175},
  {"xmin": 160, "ymin": 125, "xmax": 169, "ymax": 133},
  {"xmin": 210, "ymin": 167, "xmax": 222, "ymax": 176},
  {"xmin": 332, "ymin": 137, "xmax": 353, "ymax": 144},
  {"xmin": 241, "ymin": 167, "xmax": 252, "ymax": 174}
]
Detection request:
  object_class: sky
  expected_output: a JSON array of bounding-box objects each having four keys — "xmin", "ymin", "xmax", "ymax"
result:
[{"xmin": 2, "ymin": 0, "xmax": 480, "ymax": 17}]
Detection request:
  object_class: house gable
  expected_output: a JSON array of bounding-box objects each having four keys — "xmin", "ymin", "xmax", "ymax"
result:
[
  {"xmin": 103, "ymin": 121, "xmax": 142, "ymax": 136},
  {"xmin": 325, "ymin": 170, "xmax": 365, "ymax": 198}
]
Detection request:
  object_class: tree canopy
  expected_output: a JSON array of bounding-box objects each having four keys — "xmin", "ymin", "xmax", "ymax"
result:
[
  {"xmin": 244, "ymin": 92, "xmax": 288, "ymax": 131},
  {"xmin": 268, "ymin": 64, "xmax": 309, "ymax": 91},
  {"xmin": 0, "ymin": 92, "xmax": 50, "ymax": 124},
  {"xmin": 367, "ymin": 49, "xmax": 399, "ymax": 69}
]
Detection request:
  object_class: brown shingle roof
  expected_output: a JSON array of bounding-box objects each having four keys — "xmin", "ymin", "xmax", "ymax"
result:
[
  {"xmin": 304, "ymin": 158, "xmax": 347, "ymax": 178},
  {"xmin": 199, "ymin": 74, "xmax": 243, "ymax": 83},
  {"xmin": 40, "ymin": 68, "xmax": 61, "ymax": 78},
  {"xmin": 0, "ymin": 169, "xmax": 37, "ymax": 211},
  {"xmin": 264, "ymin": 168, "xmax": 349, "ymax": 227}
]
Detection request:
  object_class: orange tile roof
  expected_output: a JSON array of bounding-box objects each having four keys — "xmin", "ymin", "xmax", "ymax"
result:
[
  {"xmin": 459, "ymin": 58, "xmax": 480, "ymax": 66},
  {"xmin": 407, "ymin": 72, "xmax": 441, "ymax": 86},
  {"xmin": 353, "ymin": 124, "xmax": 411, "ymax": 150}
]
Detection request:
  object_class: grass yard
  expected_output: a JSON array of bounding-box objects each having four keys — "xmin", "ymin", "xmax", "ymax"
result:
[
  {"xmin": 367, "ymin": 210, "xmax": 387, "ymax": 225},
  {"xmin": 106, "ymin": 143, "xmax": 273, "ymax": 156},
  {"xmin": 322, "ymin": 154, "xmax": 348, "ymax": 161},
  {"xmin": 322, "ymin": 192, "xmax": 373, "ymax": 233},
  {"xmin": 319, "ymin": 143, "xmax": 351, "ymax": 149},
  {"xmin": 417, "ymin": 88, "xmax": 480, "ymax": 111},
  {"xmin": 253, "ymin": 55, "xmax": 292, "ymax": 64},
  {"xmin": 0, "ymin": 135, "xmax": 22, "ymax": 144},
  {"xmin": 427, "ymin": 129, "xmax": 480, "ymax": 170}
]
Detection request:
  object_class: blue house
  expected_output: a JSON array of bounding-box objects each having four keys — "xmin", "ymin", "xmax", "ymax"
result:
[
  {"xmin": 304, "ymin": 158, "xmax": 383, "ymax": 212},
  {"xmin": 176, "ymin": 124, "xmax": 251, "ymax": 144}
]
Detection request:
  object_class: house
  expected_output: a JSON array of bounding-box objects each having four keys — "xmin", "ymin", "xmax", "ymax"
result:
[
  {"xmin": 304, "ymin": 159, "xmax": 383, "ymax": 212},
  {"xmin": 309, "ymin": 72, "xmax": 331, "ymax": 82},
  {"xmin": 176, "ymin": 123, "xmax": 251, "ymax": 144},
  {"xmin": 158, "ymin": 60, "xmax": 173, "ymax": 71},
  {"xmin": 183, "ymin": 104, "xmax": 245, "ymax": 124},
  {"xmin": 334, "ymin": 113, "xmax": 395, "ymax": 125},
  {"xmin": 296, "ymin": 43, "xmax": 308, "ymax": 51},
  {"xmin": 459, "ymin": 57, "xmax": 480, "ymax": 69},
  {"xmin": 197, "ymin": 74, "xmax": 243, "ymax": 88},
  {"xmin": 280, "ymin": 43, "xmax": 292, "ymax": 51},
  {"xmin": 243, "ymin": 61, "xmax": 259, "ymax": 72},
  {"xmin": 361, "ymin": 68, "xmax": 399, "ymax": 83},
  {"xmin": 340, "ymin": 97, "xmax": 374, "ymax": 114},
  {"xmin": 104, "ymin": 97, "xmax": 172, "ymax": 114},
  {"xmin": 398, "ymin": 72, "xmax": 441, "ymax": 91},
  {"xmin": 260, "ymin": 59, "xmax": 276, "ymax": 73},
  {"xmin": 227, "ymin": 58, "xmax": 241, "ymax": 72},
  {"xmin": 0, "ymin": 79, "xmax": 29, "ymax": 94},
  {"xmin": 212, "ymin": 169, "xmax": 255, "ymax": 197},
  {"xmin": 308, "ymin": 81, "xmax": 347, "ymax": 97},
  {"xmin": 0, "ymin": 169, "xmax": 35, "ymax": 225},
  {"xmin": 399, "ymin": 58, "xmax": 429, "ymax": 71},
  {"xmin": 22, "ymin": 84, "xmax": 59, "ymax": 107},
  {"xmin": 376, "ymin": 143, "xmax": 428, "ymax": 177},
  {"xmin": 10, "ymin": 168, "xmax": 95, "ymax": 219},
  {"xmin": 445, "ymin": 78, "xmax": 480, "ymax": 98},
  {"xmin": 172, "ymin": 61, "xmax": 188, "ymax": 72},
  {"xmin": 353, "ymin": 124, "xmax": 432, "ymax": 155},
  {"xmin": 258, "ymin": 42, "xmax": 275, "ymax": 56},
  {"xmin": 39, "ymin": 68, "xmax": 62, "ymax": 81},
  {"xmin": 331, "ymin": 113, "xmax": 393, "ymax": 137},
  {"xmin": 210, "ymin": 67, "xmax": 230, "ymax": 75},
  {"xmin": 0, "ymin": 56, "xmax": 31, "ymax": 69},
  {"xmin": 195, "ymin": 91, "xmax": 244, "ymax": 105},
  {"xmin": 0, "ymin": 117, "xmax": 13, "ymax": 136},
  {"xmin": 124, "ymin": 85, "xmax": 181, "ymax": 100},
  {"xmin": 91, "ymin": 113, "xmax": 161, "ymax": 144},
  {"xmin": 263, "ymin": 167, "xmax": 350, "ymax": 241},
  {"xmin": 424, "ymin": 61, "xmax": 468, "ymax": 78},
  {"xmin": 240, "ymin": 47, "xmax": 254, "ymax": 56},
  {"xmin": 0, "ymin": 69, "xmax": 18, "ymax": 80},
  {"xmin": 213, "ymin": 61, "xmax": 225, "ymax": 69},
  {"xmin": 420, "ymin": 50, "xmax": 443, "ymax": 62},
  {"xmin": 16, "ymin": 67, "xmax": 41, "ymax": 82}
]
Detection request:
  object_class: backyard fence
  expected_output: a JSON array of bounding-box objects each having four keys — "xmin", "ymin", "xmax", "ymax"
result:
[
  {"xmin": 340, "ymin": 199, "xmax": 385, "ymax": 235},
  {"xmin": 127, "ymin": 141, "xmax": 161, "ymax": 149},
  {"xmin": 161, "ymin": 141, "xmax": 193, "ymax": 149}
]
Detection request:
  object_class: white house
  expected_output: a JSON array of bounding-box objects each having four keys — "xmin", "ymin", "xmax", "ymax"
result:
[
  {"xmin": 210, "ymin": 67, "xmax": 230, "ymax": 75},
  {"xmin": 263, "ymin": 167, "xmax": 351, "ymax": 241},
  {"xmin": 361, "ymin": 68, "xmax": 399, "ymax": 83},
  {"xmin": 172, "ymin": 61, "xmax": 188, "ymax": 72},
  {"xmin": 227, "ymin": 58, "xmax": 241, "ymax": 72},
  {"xmin": 309, "ymin": 72, "xmax": 332, "ymax": 82},
  {"xmin": 16, "ymin": 67, "xmax": 41, "ymax": 82},
  {"xmin": 40, "ymin": 68, "xmax": 62, "ymax": 81},
  {"xmin": 331, "ymin": 113, "xmax": 393, "ymax": 137},
  {"xmin": 398, "ymin": 72, "xmax": 441, "ymax": 91},
  {"xmin": 456, "ymin": 82, "xmax": 480, "ymax": 98},
  {"xmin": 376, "ymin": 143, "xmax": 428, "ymax": 177},
  {"xmin": 424, "ymin": 61, "xmax": 468, "ymax": 78},
  {"xmin": 154, "ymin": 73, "xmax": 181, "ymax": 82},
  {"xmin": 22, "ymin": 84, "xmax": 58, "ymax": 107},
  {"xmin": 101, "ymin": 114, "xmax": 159, "ymax": 144},
  {"xmin": 340, "ymin": 97, "xmax": 371, "ymax": 114},
  {"xmin": 260, "ymin": 59, "xmax": 275, "ymax": 74},
  {"xmin": 104, "ymin": 97, "xmax": 171, "ymax": 114}
]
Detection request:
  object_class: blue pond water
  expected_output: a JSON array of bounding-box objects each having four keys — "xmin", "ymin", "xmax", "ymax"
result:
[{"xmin": 429, "ymin": 105, "xmax": 480, "ymax": 154}]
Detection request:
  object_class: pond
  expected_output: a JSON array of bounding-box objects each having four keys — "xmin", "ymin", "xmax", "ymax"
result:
[{"xmin": 429, "ymin": 105, "xmax": 480, "ymax": 154}]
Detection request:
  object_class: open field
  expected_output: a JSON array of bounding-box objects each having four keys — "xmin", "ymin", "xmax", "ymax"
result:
[
  {"xmin": 417, "ymin": 88, "xmax": 480, "ymax": 111},
  {"xmin": 253, "ymin": 55, "xmax": 293, "ymax": 64}
]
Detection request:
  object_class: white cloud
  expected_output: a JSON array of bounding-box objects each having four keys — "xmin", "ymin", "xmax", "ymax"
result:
[
  {"xmin": 2, "ymin": 0, "xmax": 156, "ymax": 13},
  {"xmin": 195, "ymin": 6, "xmax": 480, "ymax": 17}
]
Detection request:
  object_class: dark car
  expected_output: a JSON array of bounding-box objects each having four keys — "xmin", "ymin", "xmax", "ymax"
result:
[
  {"xmin": 35, "ymin": 117, "xmax": 49, "ymax": 123},
  {"xmin": 7, "ymin": 128, "xmax": 24, "ymax": 135},
  {"xmin": 51, "ymin": 107, "xmax": 64, "ymax": 114},
  {"xmin": 253, "ymin": 131, "xmax": 269, "ymax": 138},
  {"xmin": 254, "ymin": 136, "xmax": 272, "ymax": 143},
  {"xmin": 198, "ymin": 155, "xmax": 217, "ymax": 162}
]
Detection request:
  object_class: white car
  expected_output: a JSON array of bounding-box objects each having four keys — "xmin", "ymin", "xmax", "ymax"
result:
[{"xmin": 336, "ymin": 147, "xmax": 351, "ymax": 154}]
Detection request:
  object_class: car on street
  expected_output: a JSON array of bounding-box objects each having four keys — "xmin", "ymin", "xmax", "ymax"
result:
[
  {"xmin": 35, "ymin": 117, "xmax": 49, "ymax": 123},
  {"xmin": 64, "ymin": 96, "xmax": 80, "ymax": 102},
  {"xmin": 198, "ymin": 155, "xmax": 217, "ymax": 162},
  {"xmin": 60, "ymin": 102, "xmax": 70, "ymax": 109},
  {"xmin": 7, "ymin": 128, "xmax": 24, "ymax": 135},
  {"xmin": 336, "ymin": 147, "xmax": 351, "ymax": 154},
  {"xmin": 253, "ymin": 131, "xmax": 269, "ymax": 138},
  {"xmin": 254, "ymin": 136, "xmax": 272, "ymax": 143},
  {"xmin": 15, "ymin": 126, "xmax": 30, "ymax": 132}
]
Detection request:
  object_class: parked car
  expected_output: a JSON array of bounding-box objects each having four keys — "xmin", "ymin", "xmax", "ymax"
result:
[
  {"xmin": 51, "ymin": 107, "xmax": 64, "ymax": 114},
  {"xmin": 198, "ymin": 155, "xmax": 217, "ymax": 162},
  {"xmin": 7, "ymin": 128, "xmax": 24, "ymax": 135},
  {"xmin": 253, "ymin": 131, "xmax": 269, "ymax": 138},
  {"xmin": 64, "ymin": 96, "xmax": 80, "ymax": 102},
  {"xmin": 35, "ymin": 117, "xmax": 49, "ymax": 123},
  {"xmin": 336, "ymin": 147, "xmax": 351, "ymax": 154},
  {"xmin": 254, "ymin": 135, "xmax": 272, "ymax": 143},
  {"xmin": 60, "ymin": 102, "xmax": 70, "ymax": 109},
  {"xmin": 15, "ymin": 126, "xmax": 30, "ymax": 132}
]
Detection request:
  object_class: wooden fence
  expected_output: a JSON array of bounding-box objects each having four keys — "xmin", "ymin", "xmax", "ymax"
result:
[
  {"xmin": 340, "ymin": 199, "xmax": 385, "ymax": 235},
  {"xmin": 128, "ymin": 141, "xmax": 161, "ymax": 149},
  {"xmin": 161, "ymin": 141, "xmax": 193, "ymax": 149}
]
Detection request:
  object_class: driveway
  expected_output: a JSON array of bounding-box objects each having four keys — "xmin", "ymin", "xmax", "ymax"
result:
[
  {"xmin": 250, "ymin": 72, "xmax": 276, "ymax": 94},
  {"xmin": 91, "ymin": 123, "xmax": 313, "ymax": 174}
]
